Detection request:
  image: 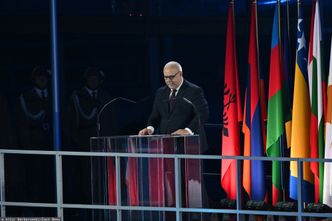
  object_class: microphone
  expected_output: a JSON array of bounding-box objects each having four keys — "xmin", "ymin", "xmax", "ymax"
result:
[
  {"xmin": 181, "ymin": 97, "xmax": 201, "ymax": 134},
  {"xmin": 96, "ymin": 97, "xmax": 136, "ymax": 137}
]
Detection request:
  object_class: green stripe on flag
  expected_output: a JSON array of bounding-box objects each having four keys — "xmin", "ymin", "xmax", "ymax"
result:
[{"xmin": 267, "ymin": 90, "xmax": 283, "ymax": 151}]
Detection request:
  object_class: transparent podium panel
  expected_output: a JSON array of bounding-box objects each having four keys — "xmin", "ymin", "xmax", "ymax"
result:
[{"xmin": 90, "ymin": 135, "xmax": 202, "ymax": 215}]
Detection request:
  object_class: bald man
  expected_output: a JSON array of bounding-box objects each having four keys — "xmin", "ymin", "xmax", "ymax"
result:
[{"xmin": 138, "ymin": 61, "xmax": 209, "ymax": 148}]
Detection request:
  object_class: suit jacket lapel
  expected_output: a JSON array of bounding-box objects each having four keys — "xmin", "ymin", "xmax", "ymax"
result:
[{"xmin": 176, "ymin": 80, "xmax": 188, "ymax": 99}]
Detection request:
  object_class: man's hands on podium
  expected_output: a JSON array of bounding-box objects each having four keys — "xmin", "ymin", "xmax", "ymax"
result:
[
  {"xmin": 138, "ymin": 128, "xmax": 153, "ymax": 135},
  {"xmin": 171, "ymin": 129, "xmax": 191, "ymax": 135},
  {"xmin": 138, "ymin": 128, "xmax": 192, "ymax": 135}
]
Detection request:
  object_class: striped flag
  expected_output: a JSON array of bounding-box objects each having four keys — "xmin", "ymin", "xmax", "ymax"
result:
[
  {"xmin": 242, "ymin": 2, "xmax": 266, "ymax": 201},
  {"xmin": 260, "ymin": 70, "xmax": 267, "ymax": 153},
  {"xmin": 243, "ymin": 84, "xmax": 251, "ymax": 199},
  {"xmin": 323, "ymin": 37, "xmax": 332, "ymax": 208},
  {"xmin": 289, "ymin": 4, "xmax": 314, "ymax": 203},
  {"xmin": 221, "ymin": 2, "xmax": 242, "ymax": 200},
  {"xmin": 266, "ymin": 5, "xmax": 283, "ymax": 206},
  {"xmin": 308, "ymin": 0, "xmax": 324, "ymax": 203}
]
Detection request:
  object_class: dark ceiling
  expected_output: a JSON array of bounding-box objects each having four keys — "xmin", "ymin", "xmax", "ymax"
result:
[
  {"xmin": 0, "ymin": 0, "xmax": 331, "ymax": 16},
  {"xmin": 0, "ymin": 0, "xmax": 331, "ymax": 128}
]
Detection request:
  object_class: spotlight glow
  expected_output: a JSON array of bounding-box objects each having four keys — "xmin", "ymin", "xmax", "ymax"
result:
[{"xmin": 258, "ymin": 0, "xmax": 288, "ymax": 5}]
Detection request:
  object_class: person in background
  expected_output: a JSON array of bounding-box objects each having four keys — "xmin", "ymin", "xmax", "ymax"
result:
[
  {"xmin": 16, "ymin": 66, "xmax": 52, "ymax": 149},
  {"xmin": 64, "ymin": 67, "xmax": 111, "ymax": 221},
  {"xmin": 66, "ymin": 67, "xmax": 111, "ymax": 150},
  {"xmin": 15, "ymin": 66, "xmax": 55, "ymax": 216}
]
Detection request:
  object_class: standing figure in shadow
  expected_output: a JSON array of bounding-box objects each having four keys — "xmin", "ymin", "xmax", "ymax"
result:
[
  {"xmin": 67, "ymin": 67, "xmax": 111, "ymax": 150},
  {"xmin": 17, "ymin": 66, "xmax": 52, "ymax": 149},
  {"xmin": 64, "ymin": 67, "xmax": 111, "ymax": 221},
  {"xmin": 15, "ymin": 66, "xmax": 55, "ymax": 216}
]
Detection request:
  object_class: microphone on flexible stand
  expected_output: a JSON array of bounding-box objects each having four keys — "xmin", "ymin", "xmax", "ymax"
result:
[
  {"xmin": 96, "ymin": 97, "xmax": 137, "ymax": 137},
  {"xmin": 179, "ymin": 96, "xmax": 205, "ymax": 155},
  {"xmin": 181, "ymin": 97, "xmax": 201, "ymax": 134}
]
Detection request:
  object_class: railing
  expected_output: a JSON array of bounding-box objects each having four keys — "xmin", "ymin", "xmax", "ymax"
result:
[{"xmin": 0, "ymin": 149, "xmax": 332, "ymax": 221}]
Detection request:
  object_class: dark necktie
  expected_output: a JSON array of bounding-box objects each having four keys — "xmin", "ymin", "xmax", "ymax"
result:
[{"xmin": 169, "ymin": 89, "xmax": 177, "ymax": 112}]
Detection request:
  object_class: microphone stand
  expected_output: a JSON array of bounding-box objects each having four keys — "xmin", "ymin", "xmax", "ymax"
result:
[
  {"xmin": 181, "ymin": 97, "xmax": 201, "ymax": 134},
  {"xmin": 96, "ymin": 97, "xmax": 136, "ymax": 137}
]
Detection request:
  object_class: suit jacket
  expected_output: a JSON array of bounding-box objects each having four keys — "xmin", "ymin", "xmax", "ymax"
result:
[
  {"xmin": 66, "ymin": 87, "xmax": 111, "ymax": 150},
  {"xmin": 147, "ymin": 80, "xmax": 209, "ymax": 151},
  {"xmin": 16, "ymin": 88, "xmax": 52, "ymax": 150}
]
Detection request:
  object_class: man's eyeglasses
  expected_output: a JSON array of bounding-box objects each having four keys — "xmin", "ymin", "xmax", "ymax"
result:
[{"xmin": 163, "ymin": 71, "xmax": 180, "ymax": 80}]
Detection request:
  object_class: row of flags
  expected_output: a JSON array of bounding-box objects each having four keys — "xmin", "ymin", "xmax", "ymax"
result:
[{"xmin": 221, "ymin": 0, "xmax": 332, "ymax": 207}]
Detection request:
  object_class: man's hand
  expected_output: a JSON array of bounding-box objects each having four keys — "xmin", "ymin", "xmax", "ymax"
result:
[
  {"xmin": 138, "ymin": 128, "xmax": 153, "ymax": 135},
  {"xmin": 171, "ymin": 129, "xmax": 191, "ymax": 135}
]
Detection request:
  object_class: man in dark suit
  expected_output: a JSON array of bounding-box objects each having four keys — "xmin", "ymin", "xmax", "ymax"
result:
[
  {"xmin": 15, "ymin": 66, "xmax": 55, "ymax": 216},
  {"xmin": 138, "ymin": 61, "xmax": 209, "ymax": 219},
  {"xmin": 139, "ymin": 61, "xmax": 209, "ymax": 144},
  {"xmin": 16, "ymin": 66, "xmax": 52, "ymax": 150},
  {"xmin": 66, "ymin": 67, "xmax": 111, "ymax": 150},
  {"xmin": 64, "ymin": 67, "xmax": 112, "ymax": 221}
]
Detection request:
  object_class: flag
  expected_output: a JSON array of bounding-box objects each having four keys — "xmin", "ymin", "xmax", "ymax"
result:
[
  {"xmin": 266, "ymin": 5, "xmax": 283, "ymax": 206},
  {"xmin": 243, "ymin": 85, "xmax": 251, "ymax": 198},
  {"xmin": 323, "ymin": 37, "xmax": 332, "ymax": 208},
  {"xmin": 308, "ymin": 0, "xmax": 324, "ymax": 203},
  {"xmin": 221, "ymin": 2, "xmax": 242, "ymax": 200},
  {"xmin": 242, "ymin": 2, "xmax": 266, "ymax": 201},
  {"xmin": 260, "ymin": 68, "xmax": 267, "ymax": 154},
  {"xmin": 289, "ymin": 5, "xmax": 314, "ymax": 203},
  {"xmin": 257, "ymin": 3, "xmax": 267, "ymax": 155}
]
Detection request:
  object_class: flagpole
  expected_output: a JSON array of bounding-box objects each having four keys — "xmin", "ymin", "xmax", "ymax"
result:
[
  {"xmin": 297, "ymin": 0, "xmax": 300, "ymax": 63},
  {"xmin": 286, "ymin": 0, "xmax": 290, "ymax": 42},
  {"xmin": 297, "ymin": 0, "xmax": 300, "ymax": 21},
  {"xmin": 230, "ymin": 0, "xmax": 242, "ymax": 212},
  {"xmin": 228, "ymin": 0, "xmax": 240, "ymax": 209},
  {"xmin": 277, "ymin": 0, "xmax": 286, "ymax": 202},
  {"xmin": 297, "ymin": 0, "xmax": 307, "ymax": 209},
  {"xmin": 285, "ymin": 0, "xmax": 293, "ymax": 94},
  {"xmin": 231, "ymin": 0, "xmax": 235, "ymax": 32},
  {"xmin": 254, "ymin": 0, "xmax": 261, "ymax": 81},
  {"xmin": 278, "ymin": 0, "xmax": 281, "ymax": 43}
]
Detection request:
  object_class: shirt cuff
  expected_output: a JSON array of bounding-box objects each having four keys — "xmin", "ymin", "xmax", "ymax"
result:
[
  {"xmin": 147, "ymin": 126, "xmax": 155, "ymax": 134},
  {"xmin": 185, "ymin": 128, "xmax": 194, "ymax": 135}
]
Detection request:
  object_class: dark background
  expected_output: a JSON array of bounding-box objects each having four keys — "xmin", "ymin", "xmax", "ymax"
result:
[
  {"xmin": 1, "ymin": 0, "xmax": 332, "ymax": 217},
  {"xmin": 0, "ymin": 0, "xmax": 331, "ymax": 150}
]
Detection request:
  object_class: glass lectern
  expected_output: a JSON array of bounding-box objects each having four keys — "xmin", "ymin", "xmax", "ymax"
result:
[{"xmin": 90, "ymin": 135, "xmax": 202, "ymax": 220}]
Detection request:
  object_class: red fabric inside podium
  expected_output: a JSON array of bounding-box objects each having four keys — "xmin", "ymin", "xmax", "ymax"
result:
[{"xmin": 103, "ymin": 135, "xmax": 201, "ymax": 208}]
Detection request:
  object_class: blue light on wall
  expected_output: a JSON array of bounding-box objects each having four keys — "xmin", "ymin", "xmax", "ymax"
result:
[
  {"xmin": 258, "ymin": 0, "xmax": 288, "ymax": 5},
  {"xmin": 257, "ymin": 0, "xmax": 313, "ymax": 6}
]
